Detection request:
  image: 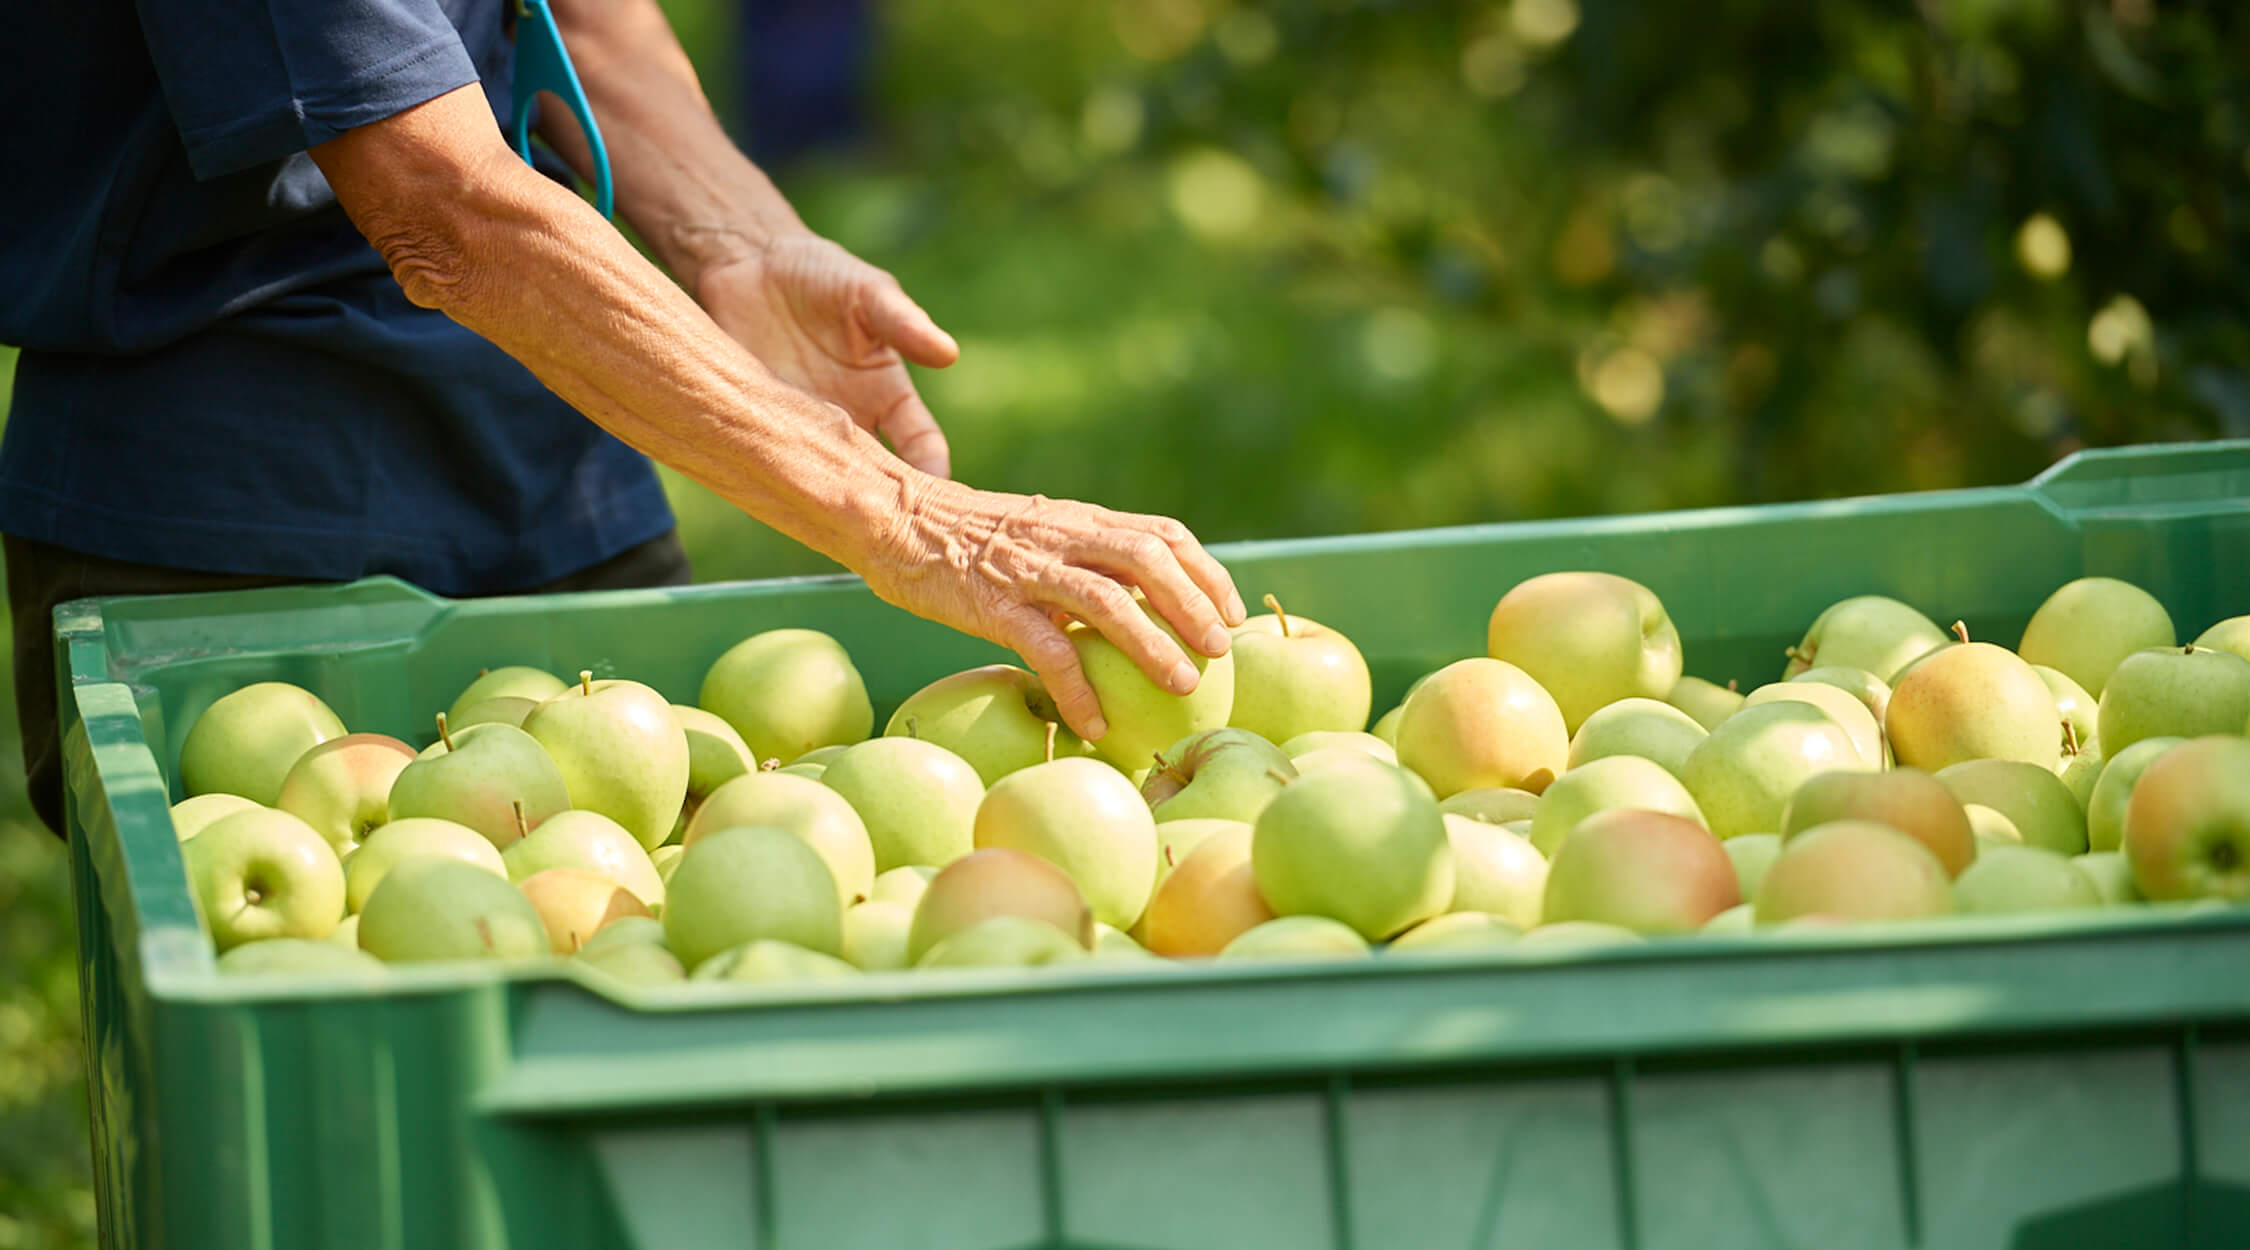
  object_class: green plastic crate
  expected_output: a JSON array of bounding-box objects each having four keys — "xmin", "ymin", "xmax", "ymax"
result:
[{"xmin": 61, "ymin": 440, "xmax": 2250, "ymax": 1250}]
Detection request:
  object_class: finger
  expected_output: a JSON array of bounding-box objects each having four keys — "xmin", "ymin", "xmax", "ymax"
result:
[
  {"xmin": 1083, "ymin": 527, "xmax": 1231, "ymax": 659},
  {"xmin": 1002, "ymin": 605, "xmax": 1108, "ymax": 742},
  {"xmin": 864, "ymin": 279, "xmax": 960, "ymax": 369},
  {"xmin": 1129, "ymin": 513, "xmax": 1245, "ymax": 627},
  {"xmin": 1044, "ymin": 567, "xmax": 1201, "ymax": 696},
  {"xmin": 878, "ymin": 388, "xmax": 953, "ymax": 479}
]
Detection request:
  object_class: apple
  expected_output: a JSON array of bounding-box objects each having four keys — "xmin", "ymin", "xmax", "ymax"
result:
[
  {"xmin": 692, "ymin": 939, "xmax": 859, "ymax": 982},
  {"xmin": 2072, "ymin": 851, "xmax": 2141, "ymax": 904},
  {"xmin": 2058, "ymin": 738, "xmax": 2105, "ymax": 808},
  {"xmin": 524, "ymin": 674, "xmax": 690, "ymax": 851},
  {"xmin": 2097, "ymin": 646, "xmax": 2250, "ymax": 755},
  {"xmin": 2123, "ymin": 735, "xmax": 2250, "ymax": 902},
  {"xmin": 1226, "ymin": 595, "xmax": 1372, "ymax": 744},
  {"xmin": 906, "ymin": 848, "xmax": 1094, "ymax": 964},
  {"xmin": 170, "ymin": 793, "xmax": 260, "ymax": 842},
  {"xmin": 1066, "ymin": 601, "xmax": 1235, "ymax": 771},
  {"xmin": 1217, "ymin": 915, "xmax": 1372, "ymax": 961},
  {"xmin": 820, "ymin": 737, "xmax": 984, "ymax": 873},
  {"xmin": 1666, "ymin": 677, "xmax": 1744, "ymax": 732},
  {"xmin": 178, "ymin": 681, "xmax": 347, "ymax": 806},
  {"xmin": 841, "ymin": 901, "xmax": 915, "ymax": 971},
  {"xmin": 1515, "ymin": 922, "xmax": 1644, "ymax": 951},
  {"xmin": 575, "ymin": 942, "xmax": 685, "ymax": 985},
  {"xmin": 2193, "ymin": 616, "xmax": 2250, "ymax": 663},
  {"xmin": 1743, "ymin": 682, "xmax": 1885, "ymax": 769},
  {"xmin": 1140, "ymin": 824, "xmax": 1276, "ymax": 957},
  {"xmin": 182, "ymin": 808, "xmax": 346, "ymax": 950},
  {"xmin": 1443, "ymin": 815, "xmax": 1547, "ymax": 929},
  {"xmin": 274, "ymin": 733, "xmax": 418, "ymax": 855},
  {"xmin": 2087, "ymin": 736, "xmax": 2186, "ymax": 853},
  {"xmin": 1091, "ymin": 924, "xmax": 1155, "ymax": 960},
  {"xmin": 649, "ymin": 844, "xmax": 685, "ymax": 884},
  {"xmin": 1952, "ymin": 846, "xmax": 2102, "ymax": 914},
  {"xmin": 216, "ymin": 937, "xmax": 384, "ymax": 976},
  {"xmin": 327, "ymin": 914, "xmax": 359, "ymax": 949},
  {"xmin": 1681, "ymin": 701, "xmax": 1870, "ymax": 839},
  {"xmin": 917, "ymin": 915, "xmax": 1089, "ymax": 969},
  {"xmin": 975, "ymin": 756, "xmax": 1159, "ymax": 930},
  {"xmin": 1566, "ymin": 697, "xmax": 1706, "ymax": 778},
  {"xmin": 1887, "ymin": 629, "xmax": 2061, "ymax": 770},
  {"xmin": 698, "ymin": 628, "xmax": 872, "ymax": 765},
  {"xmin": 1723, "ymin": 833, "xmax": 1783, "ymax": 899},
  {"xmin": 1701, "ymin": 904, "xmax": 1754, "ymax": 935},
  {"xmin": 1753, "ymin": 821, "xmax": 1953, "ymax": 925},
  {"xmin": 1527, "ymin": 754, "xmax": 1705, "ymax": 856},
  {"xmin": 2017, "ymin": 577, "xmax": 2175, "ymax": 696},
  {"xmin": 1280, "ymin": 731, "xmax": 1396, "ymax": 762},
  {"xmin": 884, "ymin": 665, "xmax": 1091, "ymax": 785},
  {"xmin": 1251, "ymin": 764, "xmax": 1453, "ymax": 940},
  {"xmin": 1485, "ymin": 572, "xmax": 1682, "ymax": 733},
  {"xmin": 683, "ymin": 771, "xmax": 876, "ymax": 908},
  {"xmin": 1289, "ymin": 747, "xmax": 1408, "ymax": 783},
  {"xmin": 868, "ymin": 864, "xmax": 938, "ymax": 909},
  {"xmin": 1782, "ymin": 595, "xmax": 1949, "ymax": 682},
  {"xmin": 1142, "ymin": 728, "xmax": 1296, "ymax": 824},
  {"xmin": 674, "ymin": 705, "xmax": 757, "ymax": 821},
  {"xmin": 1369, "ymin": 705, "xmax": 1404, "ymax": 747},
  {"xmin": 387, "ymin": 721, "xmax": 571, "ymax": 850},
  {"xmin": 1788, "ymin": 666, "xmax": 1893, "ymax": 730},
  {"xmin": 1387, "ymin": 912, "xmax": 1521, "ymax": 953},
  {"xmin": 502, "ymin": 809, "xmax": 665, "ymax": 908},
  {"xmin": 2029, "ymin": 666, "xmax": 2097, "ymax": 758},
  {"xmin": 662, "ymin": 825, "xmax": 843, "ymax": 970},
  {"xmin": 356, "ymin": 858, "xmax": 547, "ymax": 962},
  {"xmin": 1935, "ymin": 760, "xmax": 2088, "ymax": 855},
  {"xmin": 1779, "ymin": 768, "xmax": 1975, "ymax": 877},
  {"xmin": 1438, "ymin": 788, "xmax": 1541, "ymax": 826},
  {"xmin": 1130, "ymin": 818, "xmax": 1242, "ymax": 940},
  {"xmin": 518, "ymin": 867, "xmax": 651, "ymax": 953},
  {"xmin": 451, "ymin": 697, "xmax": 538, "ymax": 731},
  {"xmin": 577, "ymin": 914, "xmax": 666, "ymax": 956},
  {"xmin": 1540, "ymin": 809, "xmax": 1738, "ymax": 934},
  {"xmin": 343, "ymin": 816, "xmax": 508, "ymax": 914},
  {"xmin": 1967, "ymin": 803, "xmax": 2024, "ymax": 851},
  {"xmin": 1394, "ymin": 658, "xmax": 1569, "ymax": 797},
  {"xmin": 446, "ymin": 666, "xmax": 567, "ymax": 722}
]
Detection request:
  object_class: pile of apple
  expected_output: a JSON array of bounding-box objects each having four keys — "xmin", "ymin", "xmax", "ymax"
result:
[{"xmin": 172, "ymin": 570, "xmax": 2250, "ymax": 985}]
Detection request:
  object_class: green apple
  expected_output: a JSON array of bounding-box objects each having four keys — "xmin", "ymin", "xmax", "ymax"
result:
[
  {"xmin": 343, "ymin": 816, "xmax": 507, "ymax": 914},
  {"xmin": 1701, "ymin": 904, "xmax": 1754, "ymax": 935},
  {"xmin": 1779, "ymin": 768, "xmax": 1975, "ymax": 877},
  {"xmin": 1887, "ymin": 633, "xmax": 2060, "ymax": 770},
  {"xmin": 1565, "ymin": 697, "xmax": 1706, "ymax": 778},
  {"xmin": 1290, "ymin": 747, "xmax": 1407, "ymax": 782},
  {"xmin": 868, "ymin": 864, "xmax": 938, "ymax": 908},
  {"xmin": 2123, "ymin": 735, "xmax": 2250, "ymax": 901},
  {"xmin": 1485, "ymin": 572, "xmax": 1682, "ymax": 733},
  {"xmin": 357, "ymin": 858, "xmax": 547, "ymax": 962},
  {"xmin": 2097, "ymin": 646, "xmax": 2250, "ymax": 755},
  {"xmin": 274, "ymin": 733, "xmax": 417, "ymax": 855},
  {"xmin": 975, "ymin": 756, "xmax": 1159, "ymax": 930},
  {"xmin": 1666, "ymin": 676, "xmax": 1744, "ymax": 732},
  {"xmin": 2192, "ymin": 616, "xmax": 2250, "ymax": 663},
  {"xmin": 182, "ymin": 808, "xmax": 347, "ymax": 951},
  {"xmin": 1066, "ymin": 602, "xmax": 1235, "ymax": 772},
  {"xmin": 1387, "ymin": 912, "xmax": 1521, "ymax": 953},
  {"xmin": 524, "ymin": 674, "xmax": 690, "ymax": 851},
  {"xmin": 1217, "ymin": 915, "xmax": 1372, "ymax": 961},
  {"xmin": 577, "ymin": 914, "xmax": 665, "ymax": 956},
  {"xmin": 1516, "ymin": 921, "xmax": 1644, "ymax": 951},
  {"xmin": 820, "ymin": 737, "xmax": 985, "ymax": 872},
  {"xmin": 1527, "ymin": 754, "xmax": 1705, "ymax": 856},
  {"xmin": 674, "ymin": 704, "xmax": 758, "ymax": 822},
  {"xmin": 2058, "ymin": 738, "xmax": 2105, "ymax": 808},
  {"xmin": 698, "ymin": 628, "xmax": 872, "ymax": 765},
  {"xmin": 2018, "ymin": 577, "xmax": 2175, "ymax": 696},
  {"xmin": 170, "ymin": 793, "xmax": 260, "ymax": 841},
  {"xmin": 178, "ymin": 681, "xmax": 347, "ymax": 806},
  {"xmin": 1439, "ymin": 788, "xmax": 1542, "ymax": 825},
  {"xmin": 1783, "ymin": 596, "xmax": 1949, "ymax": 682},
  {"xmin": 2072, "ymin": 851, "xmax": 2141, "ymax": 904},
  {"xmin": 683, "ymin": 771, "xmax": 876, "ymax": 908},
  {"xmin": 1723, "ymin": 833, "xmax": 1783, "ymax": 899},
  {"xmin": 446, "ymin": 666, "xmax": 567, "ymax": 722},
  {"xmin": 502, "ymin": 809, "xmax": 665, "ymax": 908},
  {"xmin": 662, "ymin": 825, "xmax": 843, "ymax": 970},
  {"xmin": 1967, "ymin": 803, "xmax": 2024, "ymax": 851},
  {"xmin": 2030, "ymin": 666, "xmax": 2097, "ymax": 758},
  {"xmin": 1788, "ymin": 666, "xmax": 1893, "ymax": 730},
  {"xmin": 1540, "ymin": 809, "xmax": 1738, "ymax": 934},
  {"xmin": 575, "ymin": 941, "xmax": 685, "ymax": 985},
  {"xmin": 884, "ymin": 664, "xmax": 1091, "ymax": 786},
  {"xmin": 1935, "ymin": 759, "xmax": 2088, "ymax": 855},
  {"xmin": 1142, "ymin": 728, "xmax": 1296, "ymax": 824},
  {"xmin": 1682, "ymin": 701, "xmax": 1870, "ymax": 839},
  {"xmin": 1251, "ymin": 764, "xmax": 1453, "ymax": 940},
  {"xmin": 387, "ymin": 721, "xmax": 571, "ymax": 850},
  {"xmin": 1091, "ymin": 924, "xmax": 1155, "ymax": 961},
  {"xmin": 2087, "ymin": 736, "xmax": 2186, "ymax": 853},
  {"xmin": 1369, "ymin": 705, "xmax": 1405, "ymax": 747},
  {"xmin": 840, "ymin": 901, "xmax": 915, "ymax": 971},
  {"xmin": 650, "ymin": 843, "xmax": 685, "ymax": 884},
  {"xmin": 519, "ymin": 867, "xmax": 651, "ymax": 953},
  {"xmin": 692, "ymin": 939, "xmax": 859, "ymax": 982},
  {"xmin": 327, "ymin": 913, "xmax": 359, "ymax": 949},
  {"xmin": 918, "ymin": 915, "xmax": 1089, "ymax": 969},
  {"xmin": 217, "ymin": 937, "xmax": 384, "ymax": 976},
  {"xmin": 451, "ymin": 696, "xmax": 539, "ymax": 731},
  {"xmin": 1225, "ymin": 595, "xmax": 1372, "ymax": 745},
  {"xmin": 1443, "ymin": 814, "xmax": 1546, "ymax": 928},
  {"xmin": 906, "ymin": 847, "xmax": 1094, "ymax": 963},
  {"xmin": 1753, "ymin": 820, "xmax": 1953, "ymax": 925},
  {"xmin": 1952, "ymin": 845, "xmax": 2102, "ymax": 914},
  {"xmin": 791, "ymin": 744, "xmax": 850, "ymax": 768},
  {"xmin": 1394, "ymin": 658, "xmax": 1569, "ymax": 797},
  {"xmin": 1140, "ymin": 824, "xmax": 1275, "ymax": 957},
  {"xmin": 1280, "ymin": 731, "xmax": 1396, "ymax": 763},
  {"xmin": 1743, "ymin": 682, "xmax": 1885, "ymax": 769}
]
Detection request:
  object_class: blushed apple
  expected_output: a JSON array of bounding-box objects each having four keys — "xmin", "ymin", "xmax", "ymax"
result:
[
  {"xmin": 1140, "ymin": 824, "xmax": 1275, "ymax": 957},
  {"xmin": 1887, "ymin": 628, "xmax": 2060, "ymax": 770},
  {"xmin": 1540, "ymin": 809, "xmax": 1737, "ymax": 934},
  {"xmin": 1485, "ymin": 572, "xmax": 1682, "ymax": 733},
  {"xmin": 275, "ymin": 733, "xmax": 418, "ymax": 855},
  {"xmin": 1754, "ymin": 820, "xmax": 1953, "ymax": 925},
  {"xmin": 1780, "ymin": 768, "xmax": 1975, "ymax": 877},
  {"xmin": 1394, "ymin": 658, "xmax": 1569, "ymax": 797},
  {"xmin": 2122, "ymin": 735, "xmax": 2250, "ymax": 902},
  {"xmin": 906, "ymin": 847, "xmax": 1094, "ymax": 964},
  {"xmin": 518, "ymin": 867, "xmax": 651, "ymax": 953}
]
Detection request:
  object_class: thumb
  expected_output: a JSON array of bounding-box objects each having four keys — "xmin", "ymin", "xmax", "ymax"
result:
[{"xmin": 864, "ymin": 279, "xmax": 960, "ymax": 369}]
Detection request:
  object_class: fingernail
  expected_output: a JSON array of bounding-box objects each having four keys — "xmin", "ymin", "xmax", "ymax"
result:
[
  {"xmin": 1169, "ymin": 661, "xmax": 1200, "ymax": 694},
  {"xmin": 1084, "ymin": 717, "xmax": 1108, "ymax": 740},
  {"xmin": 1225, "ymin": 592, "xmax": 1247, "ymax": 624},
  {"xmin": 1202, "ymin": 625, "xmax": 1232, "ymax": 656}
]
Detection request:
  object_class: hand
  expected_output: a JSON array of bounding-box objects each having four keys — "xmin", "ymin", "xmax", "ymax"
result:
[
  {"xmin": 865, "ymin": 479, "xmax": 1248, "ymax": 743},
  {"xmin": 695, "ymin": 234, "xmax": 960, "ymax": 477}
]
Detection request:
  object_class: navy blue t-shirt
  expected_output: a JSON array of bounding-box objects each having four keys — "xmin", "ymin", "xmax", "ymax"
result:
[{"xmin": 0, "ymin": 0, "xmax": 674, "ymax": 594}]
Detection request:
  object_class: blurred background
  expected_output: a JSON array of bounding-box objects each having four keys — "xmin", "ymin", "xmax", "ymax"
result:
[{"xmin": 4, "ymin": 0, "xmax": 2246, "ymax": 1242}]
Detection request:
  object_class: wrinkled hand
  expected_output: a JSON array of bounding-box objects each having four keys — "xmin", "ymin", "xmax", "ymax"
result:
[
  {"xmin": 866, "ymin": 479, "xmax": 1247, "ymax": 743},
  {"xmin": 696, "ymin": 234, "xmax": 959, "ymax": 477}
]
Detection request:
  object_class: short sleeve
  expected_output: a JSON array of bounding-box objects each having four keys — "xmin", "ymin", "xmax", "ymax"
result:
[{"xmin": 135, "ymin": 0, "xmax": 482, "ymax": 180}]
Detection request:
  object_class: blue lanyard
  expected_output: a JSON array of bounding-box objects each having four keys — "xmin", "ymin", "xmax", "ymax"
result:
[{"xmin": 509, "ymin": 0, "xmax": 615, "ymax": 220}]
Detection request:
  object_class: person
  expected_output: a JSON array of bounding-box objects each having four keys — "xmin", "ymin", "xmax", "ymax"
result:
[{"xmin": 0, "ymin": 0, "xmax": 1242, "ymax": 836}]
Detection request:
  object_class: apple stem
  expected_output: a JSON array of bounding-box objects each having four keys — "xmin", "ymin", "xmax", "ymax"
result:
[
  {"xmin": 1725, "ymin": 679, "xmax": 1739, "ymax": 693},
  {"xmin": 512, "ymin": 800, "xmax": 529, "ymax": 841},
  {"xmin": 1950, "ymin": 620, "xmax": 1970, "ymax": 645},
  {"xmin": 435, "ymin": 712, "xmax": 454, "ymax": 752},
  {"xmin": 1266, "ymin": 767, "xmax": 1294, "ymax": 785},
  {"xmin": 1044, "ymin": 720, "xmax": 1058, "ymax": 764},
  {"xmin": 1263, "ymin": 592, "xmax": 1291, "ymax": 638},
  {"xmin": 760, "ymin": 757, "xmax": 781, "ymax": 771},
  {"xmin": 579, "ymin": 669, "xmax": 594, "ymax": 696},
  {"xmin": 478, "ymin": 667, "xmax": 490, "ymax": 678},
  {"xmin": 1153, "ymin": 750, "xmax": 1189, "ymax": 785},
  {"xmin": 1164, "ymin": 845, "xmax": 1176, "ymax": 868},
  {"xmin": 903, "ymin": 714, "xmax": 919, "ymax": 740},
  {"xmin": 1784, "ymin": 645, "xmax": 1811, "ymax": 664},
  {"xmin": 2062, "ymin": 719, "xmax": 2081, "ymax": 757}
]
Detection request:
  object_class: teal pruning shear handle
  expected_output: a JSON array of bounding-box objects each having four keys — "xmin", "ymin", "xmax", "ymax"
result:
[{"xmin": 509, "ymin": 0, "xmax": 615, "ymax": 220}]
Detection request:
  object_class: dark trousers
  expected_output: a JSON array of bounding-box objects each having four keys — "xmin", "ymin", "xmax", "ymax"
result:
[{"xmin": 5, "ymin": 531, "xmax": 693, "ymax": 837}]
